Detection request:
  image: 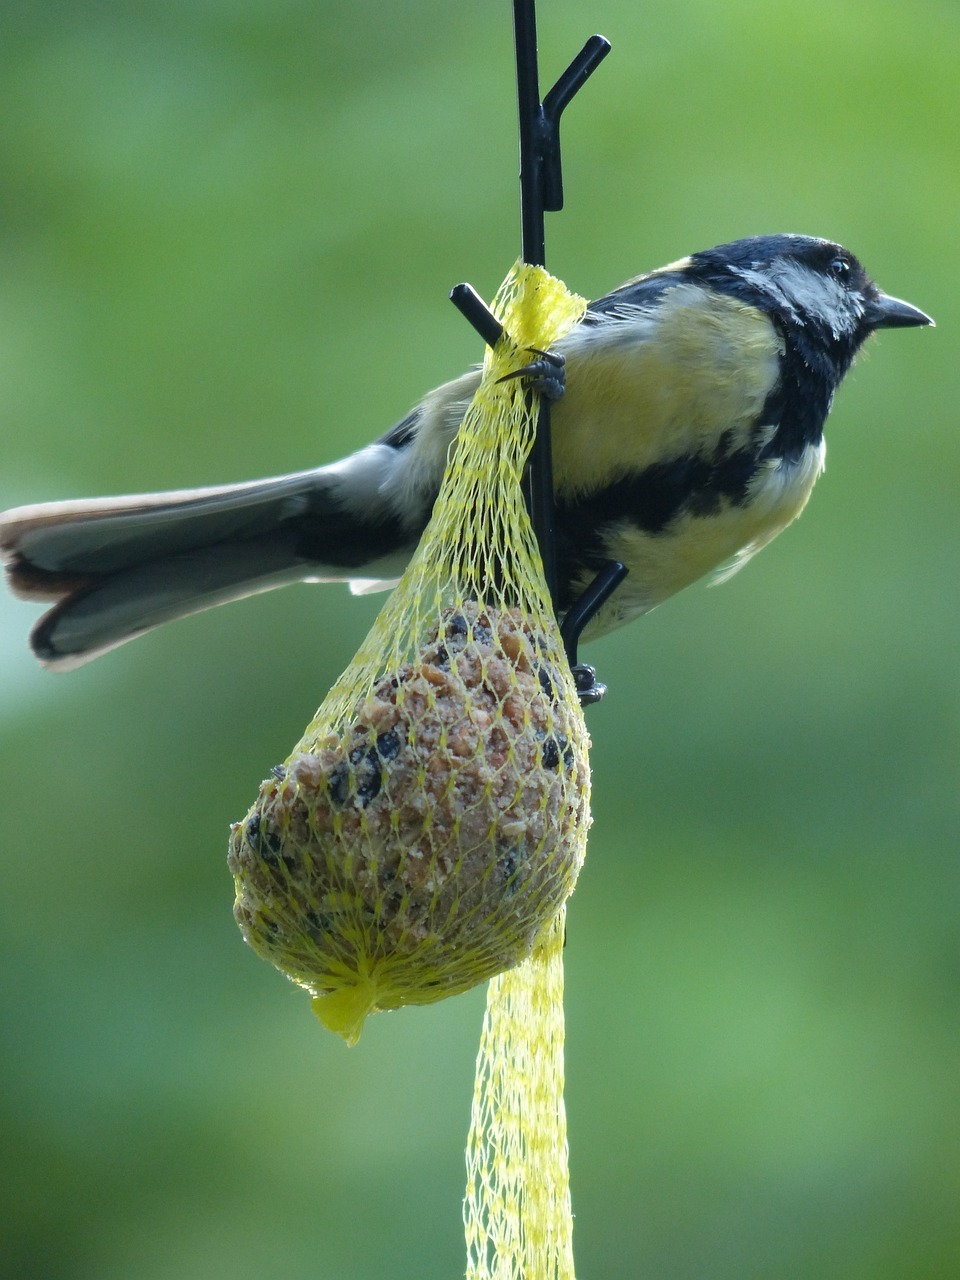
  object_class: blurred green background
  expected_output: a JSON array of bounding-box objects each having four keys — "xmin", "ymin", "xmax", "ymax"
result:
[{"xmin": 0, "ymin": 2, "xmax": 956, "ymax": 1278}]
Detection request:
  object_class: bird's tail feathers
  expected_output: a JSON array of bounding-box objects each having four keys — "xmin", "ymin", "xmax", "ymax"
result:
[{"xmin": 0, "ymin": 469, "xmax": 367, "ymax": 669}]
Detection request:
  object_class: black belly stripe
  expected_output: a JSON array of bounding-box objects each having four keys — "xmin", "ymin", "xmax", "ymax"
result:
[
  {"xmin": 552, "ymin": 429, "xmax": 770, "ymax": 610},
  {"xmin": 290, "ymin": 426, "xmax": 777, "ymax": 591},
  {"xmin": 292, "ymin": 408, "xmax": 828, "ymax": 599},
  {"xmin": 558, "ymin": 433, "xmax": 760, "ymax": 536}
]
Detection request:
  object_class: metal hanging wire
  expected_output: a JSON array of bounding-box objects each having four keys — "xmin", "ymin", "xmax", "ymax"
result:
[{"xmin": 450, "ymin": 3, "xmax": 626, "ymax": 705}]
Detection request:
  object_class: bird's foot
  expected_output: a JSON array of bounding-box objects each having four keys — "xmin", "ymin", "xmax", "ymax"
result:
[{"xmin": 497, "ymin": 349, "xmax": 566, "ymax": 401}]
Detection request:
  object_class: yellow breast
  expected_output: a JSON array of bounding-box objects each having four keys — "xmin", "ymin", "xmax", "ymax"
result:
[{"xmin": 552, "ymin": 285, "xmax": 783, "ymax": 495}]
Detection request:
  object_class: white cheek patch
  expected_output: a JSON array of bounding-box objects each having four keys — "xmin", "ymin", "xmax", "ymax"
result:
[{"xmin": 733, "ymin": 259, "xmax": 864, "ymax": 338}]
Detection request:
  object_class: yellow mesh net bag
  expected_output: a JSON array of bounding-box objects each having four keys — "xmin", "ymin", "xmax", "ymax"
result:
[{"xmin": 227, "ymin": 262, "xmax": 590, "ymax": 1047}]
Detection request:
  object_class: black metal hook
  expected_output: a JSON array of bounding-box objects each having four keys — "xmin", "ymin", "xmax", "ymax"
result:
[
  {"xmin": 450, "ymin": 3, "xmax": 622, "ymax": 705},
  {"xmin": 529, "ymin": 32, "xmax": 613, "ymax": 218},
  {"xmin": 513, "ymin": 5, "xmax": 611, "ymax": 260},
  {"xmin": 513, "ymin": 4, "xmax": 610, "ymax": 624},
  {"xmin": 559, "ymin": 560, "xmax": 628, "ymax": 705}
]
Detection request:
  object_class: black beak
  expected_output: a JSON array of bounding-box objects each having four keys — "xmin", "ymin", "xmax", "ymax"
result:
[{"xmin": 865, "ymin": 292, "xmax": 934, "ymax": 330}]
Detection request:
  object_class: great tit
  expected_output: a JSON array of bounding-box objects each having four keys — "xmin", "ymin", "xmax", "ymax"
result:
[{"xmin": 0, "ymin": 233, "xmax": 931, "ymax": 671}]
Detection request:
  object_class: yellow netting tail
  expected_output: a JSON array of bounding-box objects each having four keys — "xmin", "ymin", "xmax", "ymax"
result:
[{"xmin": 463, "ymin": 908, "xmax": 573, "ymax": 1280}]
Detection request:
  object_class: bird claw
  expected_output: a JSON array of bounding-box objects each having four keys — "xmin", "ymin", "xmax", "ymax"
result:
[
  {"xmin": 496, "ymin": 348, "xmax": 566, "ymax": 401},
  {"xmin": 570, "ymin": 663, "xmax": 607, "ymax": 706}
]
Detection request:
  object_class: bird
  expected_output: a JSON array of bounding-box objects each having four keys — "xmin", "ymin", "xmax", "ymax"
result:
[{"xmin": 0, "ymin": 233, "xmax": 932, "ymax": 671}]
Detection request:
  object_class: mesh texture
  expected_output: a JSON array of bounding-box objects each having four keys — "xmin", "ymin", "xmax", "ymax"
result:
[{"xmin": 228, "ymin": 263, "xmax": 591, "ymax": 1045}]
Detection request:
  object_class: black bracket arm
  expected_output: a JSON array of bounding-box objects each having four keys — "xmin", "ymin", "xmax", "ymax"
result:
[
  {"xmin": 513, "ymin": 6, "xmax": 610, "ymax": 618},
  {"xmin": 450, "ymin": 4, "xmax": 624, "ymax": 706},
  {"xmin": 559, "ymin": 560, "xmax": 628, "ymax": 705}
]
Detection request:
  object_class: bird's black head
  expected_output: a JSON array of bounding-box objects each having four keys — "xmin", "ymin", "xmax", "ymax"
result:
[
  {"xmin": 690, "ymin": 233, "xmax": 932, "ymax": 377},
  {"xmin": 679, "ymin": 234, "xmax": 932, "ymax": 458}
]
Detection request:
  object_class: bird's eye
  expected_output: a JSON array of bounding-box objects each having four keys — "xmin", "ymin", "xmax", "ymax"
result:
[{"xmin": 829, "ymin": 256, "xmax": 850, "ymax": 278}]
